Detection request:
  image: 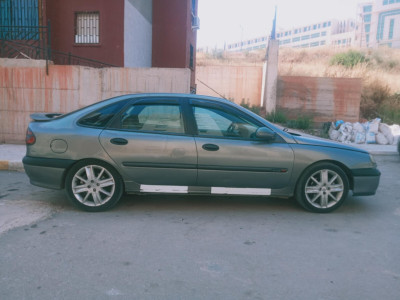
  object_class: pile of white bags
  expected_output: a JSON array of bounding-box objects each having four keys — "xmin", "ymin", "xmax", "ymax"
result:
[{"xmin": 328, "ymin": 118, "xmax": 400, "ymax": 145}]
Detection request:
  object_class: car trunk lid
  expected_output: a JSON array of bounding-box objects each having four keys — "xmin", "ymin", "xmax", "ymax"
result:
[{"xmin": 30, "ymin": 113, "xmax": 62, "ymax": 122}]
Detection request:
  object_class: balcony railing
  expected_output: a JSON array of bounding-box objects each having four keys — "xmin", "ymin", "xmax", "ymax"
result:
[{"xmin": 0, "ymin": 24, "xmax": 117, "ymax": 73}]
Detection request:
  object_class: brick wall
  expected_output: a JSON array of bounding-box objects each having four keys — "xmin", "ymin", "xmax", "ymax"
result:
[{"xmin": 277, "ymin": 76, "xmax": 362, "ymax": 125}]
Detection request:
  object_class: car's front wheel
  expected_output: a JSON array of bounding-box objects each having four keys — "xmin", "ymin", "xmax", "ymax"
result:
[
  {"xmin": 65, "ymin": 160, "xmax": 124, "ymax": 212},
  {"xmin": 295, "ymin": 163, "xmax": 349, "ymax": 213}
]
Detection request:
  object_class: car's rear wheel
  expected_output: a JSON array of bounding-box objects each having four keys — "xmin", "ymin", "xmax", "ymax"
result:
[
  {"xmin": 65, "ymin": 160, "xmax": 123, "ymax": 212},
  {"xmin": 296, "ymin": 163, "xmax": 349, "ymax": 213}
]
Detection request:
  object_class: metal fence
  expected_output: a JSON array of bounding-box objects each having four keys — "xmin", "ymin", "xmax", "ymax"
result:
[
  {"xmin": 0, "ymin": 25, "xmax": 50, "ymax": 58},
  {"xmin": 0, "ymin": 25, "xmax": 117, "ymax": 71},
  {"xmin": 0, "ymin": 0, "xmax": 117, "ymax": 70}
]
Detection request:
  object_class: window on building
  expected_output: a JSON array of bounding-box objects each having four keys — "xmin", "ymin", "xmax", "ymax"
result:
[
  {"xmin": 301, "ymin": 35, "xmax": 310, "ymax": 40},
  {"xmin": 389, "ymin": 19, "xmax": 395, "ymax": 39},
  {"xmin": 321, "ymin": 31, "xmax": 327, "ymax": 36},
  {"xmin": 75, "ymin": 12, "xmax": 99, "ymax": 44},
  {"xmin": 292, "ymin": 37, "xmax": 300, "ymax": 42},
  {"xmin": 383, "ymin": 0, "xmax": 399, "ymax": 4},
  {"xmin": 365, "ymin": 24, "xmax": 371, "ymax": 33},
  {"xmin": 311, "ymin": 33, "xmax": 320, "ymax": 38},
  {"xmin": 313, "ymin": 25, "xmax": 317, "ymax": 30},
  {"xmin": 191, "ymin": 0, "xmax": 197, "ymax": 15},
  {"xmin": 190, "ymin": 44, "xmax": 194, "ymax": 69},
  {"xmin": 364, "ymin": 14, "xmax": 371, "ymax": 23},
  {"xmin": 363, "ymin": 5, "xmax": 372, "ymax": 12},
  {"xmin": 310, "ymin": 42, "xmax": 319, "ymax": 47}
]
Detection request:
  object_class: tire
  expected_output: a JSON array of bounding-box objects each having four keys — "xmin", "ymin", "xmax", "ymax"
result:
[
  {"xmin": 65, "ymin": 160, "xmax": 124, "ymax": 212},
  {"xmin": 295, "ymin": 163, "xmax": 349, "ymax": 213},
  {"xmin": 397, "ymin": 140, "xmax": 400, "ymax": 156}
]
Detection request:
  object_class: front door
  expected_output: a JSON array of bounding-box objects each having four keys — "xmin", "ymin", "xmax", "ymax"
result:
[{"xmin": 191, "ymin": 104, "xmax": 294, "ymax": 190}]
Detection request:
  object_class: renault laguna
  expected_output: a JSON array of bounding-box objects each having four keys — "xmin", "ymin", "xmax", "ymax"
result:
[{"xmin": 23, "ymin": 94, "xmax": 380, "ymax": 212}]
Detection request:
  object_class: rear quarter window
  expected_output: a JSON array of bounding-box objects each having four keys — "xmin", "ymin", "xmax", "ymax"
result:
[{"xmin": 78, "ymin": 101, "xmax": 127, "ymax": 128}]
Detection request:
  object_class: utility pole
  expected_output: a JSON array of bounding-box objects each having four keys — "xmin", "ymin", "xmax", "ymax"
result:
[{"xmin": 261, "ymin": 6, "xmax": 279, "ymax": 115}]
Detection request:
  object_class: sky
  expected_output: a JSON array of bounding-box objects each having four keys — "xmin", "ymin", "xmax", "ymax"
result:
[{"xmin": 197, "ymin": 0, "xmax": 364, "ymax": 49}]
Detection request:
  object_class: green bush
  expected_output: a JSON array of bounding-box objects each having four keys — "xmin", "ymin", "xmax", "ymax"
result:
[
  {"xmin": 378, "ymin": 93, "xmax": 400, "ymax": 124},
  {"xmin": 360, "ymin": 82, "xmax": 391, "ymax": 120},
  {"xmin": 265, "ymin": 110, "xmax": 287, "ymax": 124},
  {"xmin": 286, "ymin": 116, "xmax": 313, "ymax": 130},
  {"xmin": 330, "ymin": 50, "xmax": 367, "ymax": 68}
]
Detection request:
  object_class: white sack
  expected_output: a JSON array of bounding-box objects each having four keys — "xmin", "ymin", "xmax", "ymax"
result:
[
  {"xmin": 379, "ymin": 123, "xmax": 394, "ymax": 144},
  {"xmin": 376, "ymin": 132, "xmax": 389, "ymax": 145},
  {"xmin": 369, "ymin": 118, "xmax": 381, "ymax": 134}
]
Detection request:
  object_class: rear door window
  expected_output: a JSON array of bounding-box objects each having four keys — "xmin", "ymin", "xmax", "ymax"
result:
[{"xmin": 118, "ymin": 104, "xmax": 185, "ymax": 134}]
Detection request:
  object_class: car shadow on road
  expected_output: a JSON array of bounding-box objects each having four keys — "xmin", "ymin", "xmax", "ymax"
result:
[{"xmin": 115, "ymin": 194, "xmax": 304, "ymax": 214}]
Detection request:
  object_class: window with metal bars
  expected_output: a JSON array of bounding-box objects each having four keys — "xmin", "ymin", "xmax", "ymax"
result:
[{"xmin": 75, "ymin": 12, "xmax": 99, "ymax": 44}]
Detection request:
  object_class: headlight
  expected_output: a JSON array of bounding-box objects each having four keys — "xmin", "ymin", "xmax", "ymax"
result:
[{"xmin": 369, "ymin": 154, "xmax": 377, "ymax": 166}]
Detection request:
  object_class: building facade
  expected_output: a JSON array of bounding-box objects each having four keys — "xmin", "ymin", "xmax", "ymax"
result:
[
  {"xmin": 357, "ymin": 0, "xmax": 400, "ymax": 48},
  {"xmin": 1, "ymin": 0, "xmax": 198, "ymax": 91},
  {"xmin": 226, "ymin": 0, "xmax": 400, "ymax": 51},
  {"xmin": 226, "ymin": 19, "xmax": 356, "ymax": 51}
]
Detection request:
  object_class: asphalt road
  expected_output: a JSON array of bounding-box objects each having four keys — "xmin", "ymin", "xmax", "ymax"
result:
[{"xmin": 0, "ymin": 155, "xmax": 399, "ymax": 300}]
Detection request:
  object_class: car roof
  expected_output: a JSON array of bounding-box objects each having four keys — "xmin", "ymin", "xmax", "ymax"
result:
[{"xmin": 123, "ymin": 93, "xmax": 233, "ymax": 105}]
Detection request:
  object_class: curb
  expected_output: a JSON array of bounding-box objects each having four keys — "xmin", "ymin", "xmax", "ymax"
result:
[{"xmin": 0, "ymin": 160, "xmax": 25, "ymax": 172}]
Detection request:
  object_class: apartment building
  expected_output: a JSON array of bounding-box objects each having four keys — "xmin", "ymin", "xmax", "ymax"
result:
[
  {"xmin": 226, "ymin": 0, "xmax": 400, "ymax": 51},
  {"xmin": 357, "ymin": 0, "xmax": 400, "ymax": 48}
]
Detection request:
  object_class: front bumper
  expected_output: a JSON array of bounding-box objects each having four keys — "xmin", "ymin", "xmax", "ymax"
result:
[
  {"xmin": 23, "ymin": 156, "xmax": 76, "ymax": 190},
  {"xmin": 351, "ymin": 168, "xmax": 381, "ymax": 196}
]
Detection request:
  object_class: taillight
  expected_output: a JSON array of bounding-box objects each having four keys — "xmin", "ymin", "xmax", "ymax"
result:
[{"xmin": 26, "ymin": 127, "xmax": 36, "ymax": 145}]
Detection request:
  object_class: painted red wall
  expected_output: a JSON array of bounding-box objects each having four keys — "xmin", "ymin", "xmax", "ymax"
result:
[
  {"xmin": 46, "ymin": 0, "xmax": 124, "ymax": 66},
  {"xmin": 152, "ymin": 0, "xmax": 197, "ymax": 90}
]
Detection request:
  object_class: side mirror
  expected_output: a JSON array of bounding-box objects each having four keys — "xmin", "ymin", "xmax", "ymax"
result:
[{"xmin": 255, "ymin": 127, "xmax": 276, "ymax": 141}]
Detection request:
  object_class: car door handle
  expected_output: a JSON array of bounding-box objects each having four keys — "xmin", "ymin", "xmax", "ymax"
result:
[
  {"xmin": 202, "ymin": 144, "xmax": 219, "ymax": 151},
  {"xmin": 110, "ymin": 138, "xmax": 128, "ymax": 145}
]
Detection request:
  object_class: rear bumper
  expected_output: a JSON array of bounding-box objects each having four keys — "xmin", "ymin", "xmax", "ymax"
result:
[
  {"xmin": 351, "ymin": 168, "xmax": 381, "ymax": 196},
  {"xmin": 23, "ymin": 156, "xmax": 76, "ymax": 189}
]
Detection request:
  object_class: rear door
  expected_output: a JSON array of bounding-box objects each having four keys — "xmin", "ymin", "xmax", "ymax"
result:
[{"xmin": 100, "ymin": 98, "xmax": 197, "ymax": 186}]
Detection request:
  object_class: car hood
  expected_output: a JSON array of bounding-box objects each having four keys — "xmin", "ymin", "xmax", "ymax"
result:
[{"xmin": 292, "ymin": 134, "xmax": 369, "ymax": 154}]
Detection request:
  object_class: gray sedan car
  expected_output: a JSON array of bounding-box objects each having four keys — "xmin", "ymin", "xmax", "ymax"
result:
[{"xmin": 23, "ymin": 94, "xmax": 380, "ymax": 212}]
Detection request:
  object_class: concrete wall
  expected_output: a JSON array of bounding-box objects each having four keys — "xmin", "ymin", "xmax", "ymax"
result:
[
  {"xmin": 0, "ymin": 63, "xmax": 191, "ymax": 143},
  {"xmin": 196, "ymin": 66, "xmax": 263, "ymax": 107},
  {"xmin": 277, "ymin": 76, "xmax": 362, "ymax": 125},
  {"xmin": 124, "ymin": 0, "xmax": 153, "ymax": 67}
]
